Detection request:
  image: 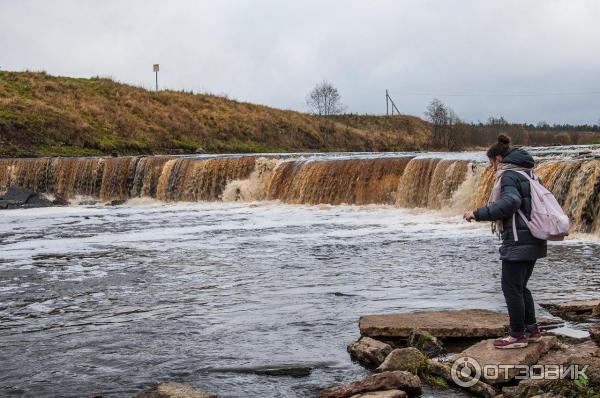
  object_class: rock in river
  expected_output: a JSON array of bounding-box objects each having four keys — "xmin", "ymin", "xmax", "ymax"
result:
[
  {"xmin": 135, "ymin": 382, "xmax": 216, "ymax": 398},
  {"xmin": 317, "ymin": 371, "xmax": 421, "ymax": 398},
  {"xmin": 375, "ymin": 348, "xmax": 428, "ymax": 374},
  {"xmin": 359, "ymin": 309, "xmax": 559, "ymax": 339},
  {"xmin": 0, "ymin": 186, "xmax": 54, "ymax": 209},
  {"xmin": 347, "ymin": 337, "xmax": 393, "ymax": 368}
]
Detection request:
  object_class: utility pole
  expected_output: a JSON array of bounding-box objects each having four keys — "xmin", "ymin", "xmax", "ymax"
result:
[
  {"xmin": 153, "ymin": 64, "xmax": 160, "ymax": 91},
  {"xmin": 385, "ymin": 90, "xmax": 401, "ymax": 116},
  {"xmin": 386, "ymin": 89, "xmax": 389, "ymax": 116}
]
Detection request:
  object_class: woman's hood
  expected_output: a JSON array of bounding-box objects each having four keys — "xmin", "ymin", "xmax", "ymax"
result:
[{"xmin": 501, "ymin": 148, "xmax": 535, "ymax": 168}]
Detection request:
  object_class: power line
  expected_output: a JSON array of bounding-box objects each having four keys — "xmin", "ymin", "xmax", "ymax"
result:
[{"xmin": 387, "ymin": 90, "xmax": 600, "ymax": 97}]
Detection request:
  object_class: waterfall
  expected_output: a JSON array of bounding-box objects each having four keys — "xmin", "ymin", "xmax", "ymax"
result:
[{"xmin": 1, "ymin": 154, "xmax": 599, "ymax": 235}]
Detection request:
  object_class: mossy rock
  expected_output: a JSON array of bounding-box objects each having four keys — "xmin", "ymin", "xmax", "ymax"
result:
[{"xmin": 375, "ymin": 347, "xmax": 429, "ymax": 375}]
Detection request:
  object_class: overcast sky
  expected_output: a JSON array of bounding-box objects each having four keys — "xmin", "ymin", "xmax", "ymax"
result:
[{"xmin": 1, "ymin": 0, "xmax": 599, "ymax": 124}]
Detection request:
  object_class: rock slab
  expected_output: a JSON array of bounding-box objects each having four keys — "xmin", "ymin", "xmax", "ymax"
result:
[
  {"xmin": 360, "ymin": 309, "xmax": 559, "ymax": 338},
  {"xmin": 317, "ymin": 371, "xmax": 421, "ymax": 398},
  {"xmin": 348, "ymin": 337, "xmax": 393, "ymax": 368},
  {"xmin": 540, "ymin": 299, "xmax": 600, "ymax": 322},
  {"xmin": 135, "ymin": 382, "xmax": 216, "ymax": 398},
  {"xmin": 455, "ymin": 336, "xmax": 557, "ymax": 384}
]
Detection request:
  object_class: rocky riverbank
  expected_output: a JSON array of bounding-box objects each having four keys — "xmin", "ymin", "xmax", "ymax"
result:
[{"xmin": 318, "ymin": 306, "xmax": 600, "ymax": 398}]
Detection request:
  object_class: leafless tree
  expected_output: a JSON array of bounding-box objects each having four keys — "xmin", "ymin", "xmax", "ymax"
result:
[{"xmin": 306, "ymin": 81, "xmax": 345, "ymax": 116}]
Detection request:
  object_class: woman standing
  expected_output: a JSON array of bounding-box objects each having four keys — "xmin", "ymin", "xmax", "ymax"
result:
[{"xmin": 464, "ymin": 134, "xmax": 547, "ymax": 349}]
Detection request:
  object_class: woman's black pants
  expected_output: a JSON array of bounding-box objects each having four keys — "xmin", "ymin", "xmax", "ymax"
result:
[{"xmin": 501, "ymin": 260, "xmax": 537, "ymax": 336}]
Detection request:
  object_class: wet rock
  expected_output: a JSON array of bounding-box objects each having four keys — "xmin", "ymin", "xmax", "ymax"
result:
[
  {"xmin": 590, "ymin": 324, "xmax": 600, "ymax": 346},
  {"xmin": 0, "ymin": 186, "xmax": 54, "ymax": 209},
  {"xmin": 349, "ymin": 390, "xmax": 407, "ymax": 398},
  {"xmin": 426, "ymin": 360, "xmax": 497, "ymax": 398},
  {"xmin": 135, "ymin": 382, "xmax": 216, "ymax": 398},
  {"xmin": 375, "ymin": 348, "xmax": 428, "ymax": 374},
  {"xmin": 347, "ymin": 337, "xmax": 393, "ymax": 368},
  {"xmin": 359, "ymin": 309, "xmax": 560, "ymax": 339},
  {"xmin": 52, "ymin": 194, "xmax": 70, "ymax": 206},
  {"xmin": 106, "ymin": 199, "xmax": 127, "ymax": 206},
  {"xmin": 2, "ymin": 186, "xmax": 34, "ymax": 202},
  {"xmin": 537, "ymin": 340, "xmax": 599, "ymax": 366},
  {"xmin": 407, "ymin": 329, "xmax": 444, "ymax": 358},
  {"xmin": 540, "ymin": 299, "xmax": 600, "ymax": 322},
  {"xmin": 250, "ymin": 366, "xmax": 312, "ymax": 377},
  {"xmin": 79, "ymin": 200, "xmax": 98, "ymax": 206},
  {"xmin": 454, "ymin": 336, "xmax": 557, "ymax": 384},
  {"xmin": 316, "ymin": 371, "xmax": 421, "ymax": 398},
  {"xmin": 567, "ymin": 355, "xmax": 600, "ymax": 388}
]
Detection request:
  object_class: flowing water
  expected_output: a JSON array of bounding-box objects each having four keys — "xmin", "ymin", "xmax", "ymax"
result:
[{"xmin": 1, "ymin": 148, "xmax": 600, "ymax": 397}]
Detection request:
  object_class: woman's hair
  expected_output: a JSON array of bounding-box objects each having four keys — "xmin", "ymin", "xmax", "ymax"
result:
[{"xmin": 486, "ymin": 134, "xmax": 511, "ymax": 159}]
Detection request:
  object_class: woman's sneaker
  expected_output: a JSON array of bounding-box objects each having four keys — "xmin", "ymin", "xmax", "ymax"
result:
[
  {"xmin": 525, "ymin": 324, "xmax": 542, "ymax": 343},
  {"xmin": 494, "ymin": 335, "xmax": 528, "ymax": 349}
]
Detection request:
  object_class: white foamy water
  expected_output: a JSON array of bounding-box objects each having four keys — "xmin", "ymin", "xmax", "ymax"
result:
[{"xmin": 1, "ymin": 202, "xmax": 599, "ymax": 397}]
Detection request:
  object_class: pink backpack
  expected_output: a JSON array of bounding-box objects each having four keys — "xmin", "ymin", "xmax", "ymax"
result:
[{"xmin": 511, "ymin": 170, "xmax": 570, "ymax": 241}]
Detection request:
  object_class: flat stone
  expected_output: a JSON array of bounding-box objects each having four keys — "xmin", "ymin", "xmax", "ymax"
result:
[
  {"xmin": 375, "ymin": 348, "xmax": 428, "ymax": 374},
  {"xmin": 538, "ymin": 340, "xmax": 599, "ymax": 366},
  {"xmin": 348, "ymin": 337, "xmax": 393, "ymax": 368},
  {"xmin": 349, "ymin": 390, "xmax": 407, "ymax": 398},
  {"xmin": 454, "ymin": 336, "xmax": 557, "ymax": 384},
  {"xmin": 427, "ymin": 360, "xmax": 497, "ymax": 398},
  {"xmin": 317, "ymin": 371, "xmax": 421, "ymax": 398},
  {"xmin": 359, "ymin": 309, "xmax": 560, "ymax": 339},
  {"xmin": 135, "ymin": 382, "xmax": 216, "ymax": 398},
  {"xmin": 540, "ymin": 299, "xmax": 600, "ymax": 322}
]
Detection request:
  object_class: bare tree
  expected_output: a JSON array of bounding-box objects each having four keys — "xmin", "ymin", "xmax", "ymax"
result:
[
  {"xmin": 425, "ymin": 98, "xmax": 450, "ymax": 148},
  {"xmin": 306, "ymin": 81, "xmax": 345, "ymax": 116}
]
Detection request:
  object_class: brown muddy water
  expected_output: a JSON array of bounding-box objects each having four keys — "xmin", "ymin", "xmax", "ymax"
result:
[{"xmin": 1, "ymin": 148, "xmax": 599, "ymax": 397}]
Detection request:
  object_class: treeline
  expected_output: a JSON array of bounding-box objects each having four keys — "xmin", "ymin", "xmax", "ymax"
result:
[{"xmin": 424, "ymin": 99, "xmax": 600, "ymax": 149}]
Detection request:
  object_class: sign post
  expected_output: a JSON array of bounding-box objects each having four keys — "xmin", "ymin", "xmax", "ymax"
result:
[{"xmin": 153, "ymin": 64, "xmax": 159, "ymax": 91}]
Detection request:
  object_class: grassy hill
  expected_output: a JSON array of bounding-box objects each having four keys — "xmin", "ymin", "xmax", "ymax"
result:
[{"xmin": 0, "ymin": 71, "xmax": 431, "ymax": 157}]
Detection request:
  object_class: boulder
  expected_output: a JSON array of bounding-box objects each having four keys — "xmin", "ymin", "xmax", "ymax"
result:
[
  {"xmin": 426, "ymin": 360, "xmax": 497, "ymax": 398},
  {"xmin": 359, "ymin": 309, "xmax": 560, "ymax": 339},
  {"xmin": 540, "ymin": 299, "xmax": 600, "ymax": 322},
  {"xmin": 348, "ymin": 337, "xmax": 393, "ymax": 368},
  {"xmin": 316, "ymin": 371, "xmax": 421, "ymax": 398},
  {"xmin": 349, "ymin": 390, "xmax": 407, "ymax": 398},
  {"xmin": 0, "ymin": 186, "xmax": 54, "ymax": 209},
  {"xmin": 454, "ymin": 336, "xmax": 557, "ymax": 384},
  {"xmin": 375, "ymin": 348, "xmax": 428, "ymax": 374},
  {"xmin": 3, "ymin": 186, "xmax": 34, "ymax": 202},
  {"xmin": 407, "ymin": 329, "xmax": 444, "ymax": 358},
  {"xmin": 135, "ymin": 382, "xmax": 216, "ymax": 398}
]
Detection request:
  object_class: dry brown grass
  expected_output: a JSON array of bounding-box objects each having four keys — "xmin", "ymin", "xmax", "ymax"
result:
[{"xmin": 0, "ymin": 71, "xmax": 431, "ymax": 157}]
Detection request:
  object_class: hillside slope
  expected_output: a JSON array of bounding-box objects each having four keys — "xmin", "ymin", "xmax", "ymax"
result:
[{"xmin": 0, "ymin": 71, "xmax": 431, "ymax": 157}]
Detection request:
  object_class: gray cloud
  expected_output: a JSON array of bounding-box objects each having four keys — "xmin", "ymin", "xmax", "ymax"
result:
[{"xmin": 1, "ymin": 0, "xmax": 599, "ymax": 123}]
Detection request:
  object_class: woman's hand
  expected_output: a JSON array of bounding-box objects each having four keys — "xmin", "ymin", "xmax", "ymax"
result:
[{"xmin": 463, "ymin": 211, "xmax": 476, "ymax": 222}]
